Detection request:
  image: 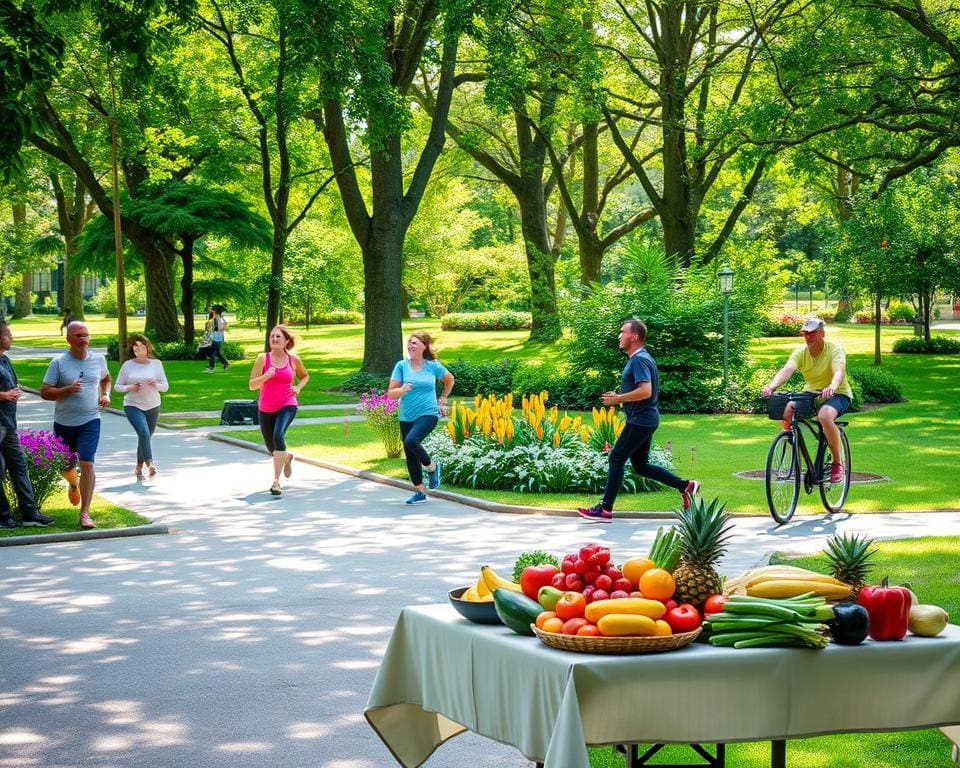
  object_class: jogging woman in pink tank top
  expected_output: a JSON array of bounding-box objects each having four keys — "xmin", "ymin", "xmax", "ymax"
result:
[{"xmin": 248, "ymin": 325, "xmax": 310, "ymax": 496}]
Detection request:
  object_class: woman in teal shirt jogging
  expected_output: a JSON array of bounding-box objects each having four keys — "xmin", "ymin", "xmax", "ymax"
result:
[{"xmin": 387, "ymin": 332, "xmax": 455, "ymax": 504}]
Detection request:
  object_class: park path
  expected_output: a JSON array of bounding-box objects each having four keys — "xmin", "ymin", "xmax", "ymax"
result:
[{"xmin": 2, "ymin": 393, "xmax": 960, "ymax": 768}]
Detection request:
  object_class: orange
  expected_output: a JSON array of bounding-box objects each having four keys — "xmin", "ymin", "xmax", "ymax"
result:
[
  {"xmin": 535, "ymin": 611, "xmax": 558, "ymax": 630},
  {"xmin": 622, "ymin": 558, "xmax": 656, "ymax": 588},
  {"xmin": 542, "ymin": 617, "xmax": 564, "ymax": 634},
  {"xmin": 654, "ymin": 619, "xmax": 673, "ymax": 636},
  {"xmin": 555, "ymin": 591, "xmax": 587, "ymax": 620},
  {"xmin": 638, "ymin": 568, "xmax": 676, "ymax": 601}
]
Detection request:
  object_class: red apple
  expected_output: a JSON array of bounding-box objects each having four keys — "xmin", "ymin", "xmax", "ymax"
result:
[
  {"xmin": 665, "ymin": 603, "xmax": 702, "ymax": 634},
  {"xmin": 606, "ymin": 566, "xmax": 622, "ymax": 582},
  {"xmin": 591, "ymin": 589, "xmax": 610, "ymax": 602},
  {"xmin": 629, "ymin": 591, "xmax": 643, "ymax": 598},
  {"xmin": 551, "ymin": 572, "xmax": 567, "ymax": 589},
  {"xmin": 564, "ymin": 574, "xmax": 585, "ymax": 592},
  {"xmin": 610, "ymin": 590, "xmax": 630, "ymax": 600},
  {"xmin": 573, "ymin": 558, "xmax": 588, "ymax": 574},
  {"xmin": 582, "ymin": 585, "xmax": 596, "ymax": 602},
  {"xmin": 520, "ymin": 564, "xmax": 560, "ymax": 601},
  {"xmin": 612, "ymin": 578, "xmax": 633, "ymax": 593},
  {"xmin": 584, "ymin": 568, "xmax": 601, "ymax": 584},
  {"xmin": 661, "ymin": 599, "xmax": 679, "ymax": 612},
  {"xmin": 561, "ymin": 555, "xmax": 577, "ymax": 575}
]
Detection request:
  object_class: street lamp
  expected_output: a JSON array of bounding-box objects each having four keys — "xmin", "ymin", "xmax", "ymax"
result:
[{"xmin": 719, "ymin": 267, "xmax": 734, "ymax": 389}]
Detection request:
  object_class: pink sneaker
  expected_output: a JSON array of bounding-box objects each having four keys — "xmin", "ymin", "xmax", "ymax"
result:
[
  {"xmin": 681, "ymin": 480, "xmax": 701, "ymax": 510},
  {"xmin": 79, "ymin": 512, "xmax": 96, "ymax": 529},
  {"xmin": 829, "ymin": 463, "xmax": 844, "ymax": 484},
  {"xmin": 577, "ymin": 504, "xmax": 613, "ymax": 523}
]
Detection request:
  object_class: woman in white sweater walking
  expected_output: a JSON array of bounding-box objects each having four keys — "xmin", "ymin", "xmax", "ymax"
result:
[{"xmin": 114, "ymin": 334, "xmax": 169, "ymax": 481}]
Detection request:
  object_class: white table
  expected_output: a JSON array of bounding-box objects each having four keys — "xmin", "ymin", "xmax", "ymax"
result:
[{"xmin": 365, "ymin": 604, "xmax": 960, "ymax": 768}]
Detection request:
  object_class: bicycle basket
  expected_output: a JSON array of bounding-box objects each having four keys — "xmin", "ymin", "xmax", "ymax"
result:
[{"xmin": 767, "ymin": 392, "xmax": 816, "ymax": 420}]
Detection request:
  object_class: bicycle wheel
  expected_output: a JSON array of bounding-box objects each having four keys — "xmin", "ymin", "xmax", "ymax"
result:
[
  {"xmin": 820, "ymin": 427, "xmax": 851, "ymax": 513},
  {"xmin": 766, "ymin": 431, "xmax": 800, "ymax": 524}
]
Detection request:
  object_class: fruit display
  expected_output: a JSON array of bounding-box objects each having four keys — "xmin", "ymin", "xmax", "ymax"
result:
[
  {"xmin": 460, "ymin": 565, "xmax": 522, "ymax": 603},
  {"xmin": 671, "ymin": 497, "xmax": 735, "ymax": 611},
  {"xmin": 722, "ymin": 565, "xmax": 853, "ymax": 601},
  {"xmin": 704, "ymin": 594, "xmax": 835, "ymax": 648}
]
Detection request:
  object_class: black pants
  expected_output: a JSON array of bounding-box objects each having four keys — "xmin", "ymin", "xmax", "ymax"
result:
[
  {"xmin": 259, "ymin": 406, "xmax": 298, "ymax": 453},
  {"xmin": 0, "ymin": 423, "xmax": 38, "ymax": 518},
  {"xmin": 400, "ymin": 415, "xmax": 438, "ymax": 487},
  {"xmin": 601, "ymin": 422, "xmax": 687, "ymax": 511},
  {"xmin": 207, "ymin": 339, "xmax": 229, "ymax": 369}
]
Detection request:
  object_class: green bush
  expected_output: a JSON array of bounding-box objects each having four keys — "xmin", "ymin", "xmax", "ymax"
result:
[
  {"xmin": 886, "ymin": 302, "xmax": 916, "ymax": 322},
  {"xmin": 847, "ymin": 367, "xmax": 904, "ymax": 403},
  {"xmin": 30, "ymin": 305, "xmax": 62, "ymax": 315},
  {"xmin": 510, "ymin": 362, "xmax": 606, "ymax": 411},
  {"xmin": 313, "ymin": 309, "xmax": 362, "ymax": 324},
  {"xmin": 105, "ymin": 335, "xmax": 243, "ymax": 361},
  {"xmin": 892, "ymin": 336, "xmax": 960, "ymax": 354},
  {"xmin": 447, "ymin": 359, "xmax": 517, "ymax": 397},
  {"xmin": 441, "ymin": 310, "xmax": 532, "ymax": 331},
  {"xmin": 338, "ymin": 371, "xmax": 390, "ymax": 394},
  {"xmin": 833, "ymin": 303, "xmax": 853, "ymax": 323}
]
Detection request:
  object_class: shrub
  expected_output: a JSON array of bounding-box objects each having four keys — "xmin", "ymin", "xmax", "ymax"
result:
[
  {"xmin": 105, "ymin": 336, "xmax": 243, "ymax": 361},
  {"xmin": 338, "ymin": 371, "xmax": 390, "ymax": 394},
  {"xmin": 853, "ymin": 310, "xmax": 876, "ymax": 324},
  {"xmin": 30, "ymin": 305, "xmax": 62, "ymax": 315},
  {"xmin": 5, "ymin": 429, "xmax": 75, "ymax": 514},
  {"xmin": 511, "ymin": 362, "xmax": 606, "ymax": 411},
  {"xmin": 818, "ymin": 309, "xmax": 836, "ymax": 323},
  {"xmin": 892, "ymin": 336, "xmax": 960, "ymax": 354},
  {"xmin": 441, "ymin": 310, "xmax": 532, "ymax": 331},
  {"xmin": 313, "ymin": 309, "xmax": 362, "ymax": 324},
  {"xmin": 762, "ymin": 313, "xmax": 804, "ymax": 337},
  {"xmin": 847, "ymin": 367, "xmax": 904, "ymax": 403},
  {"xmin": 426, "ymin": 392, "xmax": 674, "ymax": 494},
  {"xmin": 833, "ymin": 303, "xmax": 854, "ymax": 323},
  {"xmin": 447, "ymin": 359, "xmax": 517, "ymax": 397},
  {"xmin": 886, "ymin": 302, "xmax": 916, "ymax": 323},
  {"xmin": 356, "ymin": 390, "xmax": 402, "ymax": 458}
]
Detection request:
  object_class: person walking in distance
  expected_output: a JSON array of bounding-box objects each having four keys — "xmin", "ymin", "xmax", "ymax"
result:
[
  {"xmin": 115, "ymin": 334, "xmax": 169, "ymax": 481},
  {"xmin": 761, "ymin": 317, "xmax": 852, "ymax": 484},
  {"xmin": 387, "ymin": 332, "xmax": 454, "ymax": 505},
  {"xmin": 577, "ymin": 319, "xmax": 701, "ymax": 523},
  {"xmin": 0, "ymin": 323, "xmax": 55, "ymax": 529},
  {"xmin": 204, "ymin": 305, "xmax": 230, "ymax": 373},
  {"xmin": 248, "ymin": 325, "xmax": 309, "ymax": 496},
  {"xmin": 40, "ymin": 321, "xmax": 111, "ymax": 529}
]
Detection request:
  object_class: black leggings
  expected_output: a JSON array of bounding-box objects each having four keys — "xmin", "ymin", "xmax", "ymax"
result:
[
  {"xmin": 400, "ymin": 415, "xmax": 438, "ymax": 486},
  {"xmin": 601, "ymin": 422, "xmax": 687, "ymax": 511},
  {"xmin": 259, "ymin": 406, "xmax": 298, "ymax": 453}
]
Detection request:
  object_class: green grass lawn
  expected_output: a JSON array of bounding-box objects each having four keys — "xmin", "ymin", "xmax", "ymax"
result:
[
  {"xmin": 588, "ymin": 536, "xmax": 960, "ymax": 767},
  {"xmin": 0, "ymin": 497, "xmax": 150, "ymax": 538}
]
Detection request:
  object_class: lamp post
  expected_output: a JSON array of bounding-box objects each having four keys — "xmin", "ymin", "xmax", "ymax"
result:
[{"xmin": 719, "ymin": 267, "xmax": 734, "ymax": 389}]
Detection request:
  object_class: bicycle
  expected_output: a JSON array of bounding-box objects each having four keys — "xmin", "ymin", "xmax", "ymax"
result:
[{"xmin": 763, "ymin": 391, "xmax": 851, "ymax": 524}]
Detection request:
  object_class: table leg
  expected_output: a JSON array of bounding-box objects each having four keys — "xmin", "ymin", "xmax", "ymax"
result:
[{"xmin": 771, "ymin": 739, "xmax": 786, "ymax": 768}]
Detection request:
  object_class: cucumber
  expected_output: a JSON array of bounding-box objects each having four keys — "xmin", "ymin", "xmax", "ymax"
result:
[{"xmin": 493, "ymin": 588, "xmax": 541, "ymax": 636}]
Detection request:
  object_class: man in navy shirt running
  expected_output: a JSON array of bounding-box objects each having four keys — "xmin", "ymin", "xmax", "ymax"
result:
[{"xmin": 578, "ymin": 319, "xmax": 701, "ymax": 523}]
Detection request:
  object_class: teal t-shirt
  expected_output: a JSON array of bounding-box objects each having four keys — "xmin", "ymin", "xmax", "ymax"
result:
[{"xmin": 390, "ymin": 359, "xmax": 448, "ymax": 422}]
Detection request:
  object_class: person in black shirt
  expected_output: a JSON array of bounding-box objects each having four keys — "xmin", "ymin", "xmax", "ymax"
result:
[
  {"xmin": 0, "ymin": 323, "xmax": 54, "ymax": 528},
  {"xmin": 577, "ymin": 319, "xmax": 701, "ymax": 523}
]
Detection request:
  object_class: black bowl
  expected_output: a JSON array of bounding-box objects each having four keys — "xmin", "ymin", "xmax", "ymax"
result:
[{"xmin": 448, "ymin": 587, "xmax": 502, "ymax": 625}]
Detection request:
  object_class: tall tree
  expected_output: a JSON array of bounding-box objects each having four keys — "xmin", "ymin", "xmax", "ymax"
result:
[{"xmin": 290, "ymin": 0, "xmax": 485, "ymax": 373}]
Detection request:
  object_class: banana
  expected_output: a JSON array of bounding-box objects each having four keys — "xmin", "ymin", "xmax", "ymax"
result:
[
  {"xmin": 475, "ymin": 572, "xmax": 491, "ymax": 598},
  {"xmin": 481, "ymin": 565, "xmax": 522, "ymax": 594},
  {"xmin": 724, "ymin": 565, "xmax": 848, "ymax": 596},
  {"xmin": 462, "ymin": 583, "xmax": 481, "ymax": 601},
  {"xmin": 746, "ymin": 579, "xmax": 853, "ymax": 600}
]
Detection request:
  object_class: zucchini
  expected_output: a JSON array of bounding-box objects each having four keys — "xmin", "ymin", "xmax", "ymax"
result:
[{"xmin": 493, "ymin": 588, "xmax": 541, "ymax": 636}]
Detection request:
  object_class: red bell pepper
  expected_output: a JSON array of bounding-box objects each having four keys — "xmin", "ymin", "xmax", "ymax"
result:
[{"xmin": 857, "ymin": 576, "xmax": 911, "ymax": 641}]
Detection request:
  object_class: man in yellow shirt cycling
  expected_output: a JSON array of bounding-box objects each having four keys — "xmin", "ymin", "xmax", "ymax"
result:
[{"xmin": 761, "ymin": 317, "xmax": 852, "ymax": 484}]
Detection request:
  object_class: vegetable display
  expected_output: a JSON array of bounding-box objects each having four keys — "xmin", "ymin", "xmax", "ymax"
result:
[{"xmin": 704, "ymin": 594, "xmax": 835, "ymax": 649}]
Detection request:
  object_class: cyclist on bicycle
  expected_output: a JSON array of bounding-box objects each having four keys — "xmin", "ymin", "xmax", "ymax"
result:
[{"xmin": 761, "ymin": 317, "xmax": 852, "ymax": 484}]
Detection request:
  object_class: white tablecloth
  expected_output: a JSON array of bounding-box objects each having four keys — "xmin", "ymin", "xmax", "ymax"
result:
[{"xmin": 365, "ymin": 604, "xmax": 960, "ymax": 768}]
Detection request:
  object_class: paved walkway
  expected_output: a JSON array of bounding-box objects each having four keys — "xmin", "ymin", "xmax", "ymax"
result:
[{"xmin": 2, "ymin": 395, "xmax": 960, "ymax": 768}]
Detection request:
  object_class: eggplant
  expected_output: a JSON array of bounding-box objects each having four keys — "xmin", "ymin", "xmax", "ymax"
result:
[{"xmin": 828, "ymin": 602, "xmax": 870, "ymax": 645}]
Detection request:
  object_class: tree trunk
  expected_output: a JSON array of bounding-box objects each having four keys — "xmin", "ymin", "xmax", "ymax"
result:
[
  {"xmin": 11, "ymin": 203, "xmax": 32, "ymax": 319},
  {"xmin": 179, "ymin": 239, "xmax": 196, "ymax": 345},
  {"xmin": 265, "ymin": 228, "xmax": 287, "ymax": 348},
  {"xmin": 361, "ymin": 223, "xmax": 404, "ymax": 375},
  {"xmin": 50, "ymin": 173, "xmax": 89, "ymax": 320},
  {"xmin": 518, "ymin": 197, "xmax": 559, "ymax": 342},
  {"xmin": 874, "ymin": 291, "xmax": 882, "ymax": 366},
  {"xmin": 139, "ymin": 240, "xmax": 180, "ymax": 341}
]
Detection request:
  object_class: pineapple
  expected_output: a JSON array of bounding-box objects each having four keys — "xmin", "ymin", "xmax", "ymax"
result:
[
  {"xmin": 824, "ymin": 533, "xmax": 877, "ymax": 595},
  {"xmin": 671, "ymin": 497, "xmax": 735, "ymax": 611}
]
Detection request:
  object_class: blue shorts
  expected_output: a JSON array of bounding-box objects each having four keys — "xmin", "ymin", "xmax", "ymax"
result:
[
  {"xmin": 819, "ymin": 394, "xmax": 851, "ymax": 417},
  {"xmin": 54, "ymin": 419, "xmax": 101, "ymax": 463}
]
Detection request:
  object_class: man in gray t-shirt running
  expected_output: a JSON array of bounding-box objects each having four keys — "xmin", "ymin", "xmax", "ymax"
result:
[{"xmin": 41, "ymin": 322, "xmax": 111, "ymax": 529}]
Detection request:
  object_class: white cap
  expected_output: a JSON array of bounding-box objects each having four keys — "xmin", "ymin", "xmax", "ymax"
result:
[{"xmin": 801, "ymin": 317, "xmax": 824, "ymax": 332}]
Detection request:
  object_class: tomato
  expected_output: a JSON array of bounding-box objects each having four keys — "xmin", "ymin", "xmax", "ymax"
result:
[
  {"xmin": 562, "ymin": 617, "xmax": 589, "ymax": 635},
  {"xmin": 703, "ymin": 594, "xmax": 728, "ymax": 615},
  {"xmin": 535, "ymin": 611, "xmax": 558, "ymax": 630},
  {"xmin": 665, "ymin": 603, "xmax": 702, "ymax": 633},
  {"xmin": 621, "ymin": 558, "xmax": 656, "ymax": 588},
  {"xmin": 555, "ymin": 591, "xmax": 587, "ymax": 620},
  {"xmin": 639, "ymin": 568, "xmax": 676, "ymax": 601},
  {"xmin": 577, "ymin": 623, "xmax": 601, "ymax": 637},
  {"xmin": 542, "ymin": 617, "xmax": 564, "ymax": 633}
]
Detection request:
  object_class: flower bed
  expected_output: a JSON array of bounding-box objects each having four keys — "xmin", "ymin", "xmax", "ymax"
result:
[
  {"xmin": 424, "ymin": 392, "xmax": 674, "ymax": 494},
  {"xmin": 4, "ymin": 429, "xmax": 75, "ymax": 513},
  {"xmin": 356, "ymin": 390, "xmax": 402, "ymax": 457}
]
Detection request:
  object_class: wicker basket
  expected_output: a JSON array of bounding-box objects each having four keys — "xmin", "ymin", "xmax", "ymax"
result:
[
  {"xmin": 532, "ymin": 626, "xmax": 701, "ymax": 655},
  {"xmin": 767, "ymin": 391, "xmax": 816, "ymax": 420}
]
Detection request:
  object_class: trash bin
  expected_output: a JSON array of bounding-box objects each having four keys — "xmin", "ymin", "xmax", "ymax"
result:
[
  {"xmin": 220, "ymin": 400, "xmax": 259, "ymax": 426},
  {"xmin": 913, "ymin": 314, "xmax": 924, "ymax": 337}
]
